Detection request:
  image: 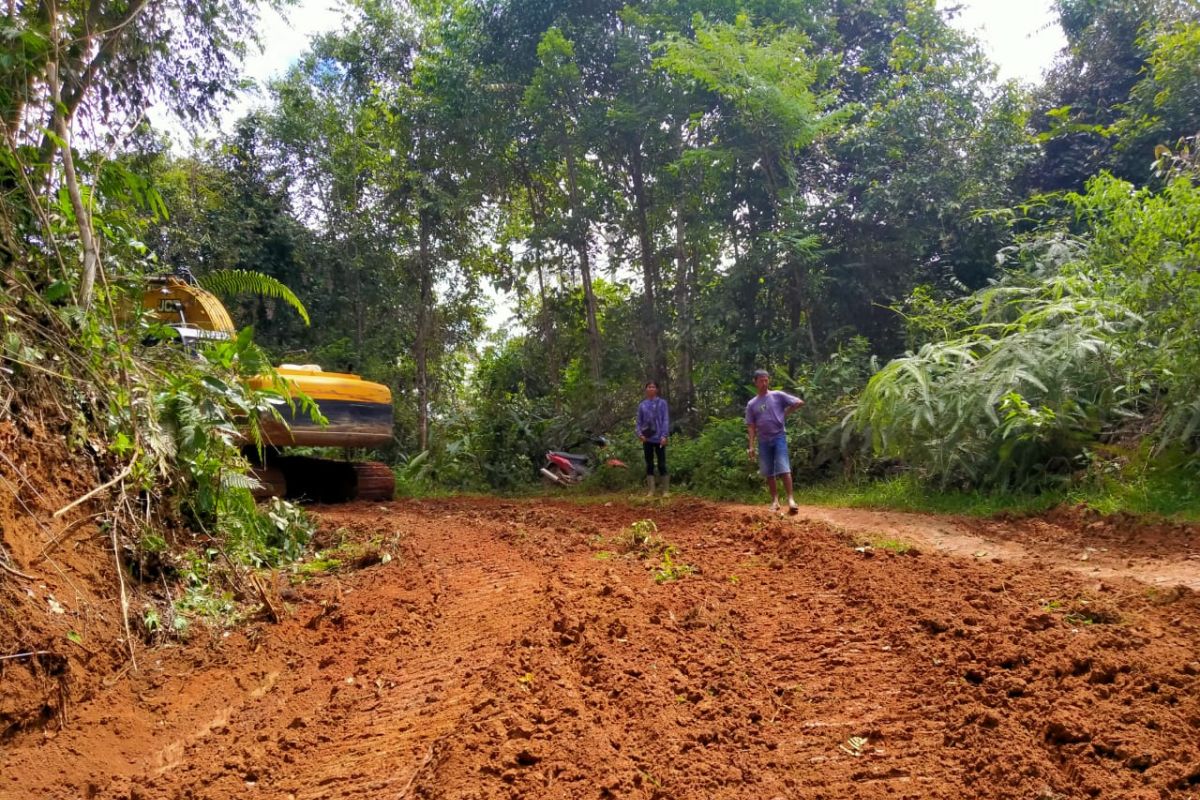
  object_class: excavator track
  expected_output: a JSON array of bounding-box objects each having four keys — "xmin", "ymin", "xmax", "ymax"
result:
[
  {"xmin": 250, "ymin": 464, "xmax": 288, "ymax": 500},
  {"xmin": 351, "ymin": 462, "xmax": 397, "ymax": 501},
  {"xmin": 249, "ymin": 457, "xmax": 395, "ymax": 503}
]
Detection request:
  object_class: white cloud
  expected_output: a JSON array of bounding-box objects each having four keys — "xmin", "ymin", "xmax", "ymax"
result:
[
  {"xmin": 246, "ymin": 2, "xmax": 346, "ymax": 83},
  {"xmin": 940, "ymin": 0, "xmax": 1066, "ymax": 84}
]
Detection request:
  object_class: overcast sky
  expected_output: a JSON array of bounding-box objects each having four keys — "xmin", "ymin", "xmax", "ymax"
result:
[{"xmin": 940, "ymin": 0, "xmax": 1066, "ymax": 84}]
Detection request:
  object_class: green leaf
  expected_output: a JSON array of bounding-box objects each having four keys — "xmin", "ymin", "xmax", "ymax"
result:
[
  {"xmin": 198, "ymin": 270, "xmax": 310, "ymax": 326},
  {"xmin": 42, "ymin": 281, "xmax": 70, "ymax": 303}
]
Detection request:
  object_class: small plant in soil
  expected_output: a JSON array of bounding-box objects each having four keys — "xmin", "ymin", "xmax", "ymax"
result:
[
  {"xmin": 1065, "ymin": 600, "xmax": 1121, "ymax": 625},
  {"xmin": 621, "ymin": 519, "xmax": 662, "ymax": 554},
  {"xmin": 1036, "ymin": 790, "xmax": 1067, "ymax": 800},
  {"xmin": 142, "ymin": 607, "xmax": 160, "ymax": 636},
  {"xmin": 653, "ymin": 545, "xmax": 695, "ymax": 584},
  {"xmin": 174, "ymin": 561, "xmax": 240, "ymax": 629},
  {"xmin": 868, "ymin": 537, "xmax": 912, "ymax": 554},
  {"xmin": 839, "ymin": 735, "xmax": 869, "ymax": 757},
  {"xmin": 295, "ymin": 535, "xmax": 395, "ymax": 578}
]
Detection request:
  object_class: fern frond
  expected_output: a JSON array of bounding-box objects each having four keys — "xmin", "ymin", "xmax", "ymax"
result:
[
  {"xmin": 198, "ymin": 269, "xmax": 311, "ymax": 326},
  {"xmin": 221, "ymin": 470, "xmax": 265, "ymax": 492}
]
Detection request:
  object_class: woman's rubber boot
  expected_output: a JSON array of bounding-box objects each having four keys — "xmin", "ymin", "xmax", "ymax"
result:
[
  {"xmin": 659, "ymin": 475, "xmax": 670, "ymax": 498},
  {"xmin": 645, "ymin": 475, "xmax": 656, "ymax": 496}
]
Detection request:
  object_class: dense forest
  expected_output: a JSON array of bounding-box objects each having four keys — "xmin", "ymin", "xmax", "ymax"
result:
[{"xmin": 3, "ymin": 0, "xmax": 1200, "ymax": 550}]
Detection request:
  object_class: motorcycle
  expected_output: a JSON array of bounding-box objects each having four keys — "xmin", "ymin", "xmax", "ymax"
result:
[{"xmin": 540, "ymin": 435, "xmax": 628, "ymax": 486}]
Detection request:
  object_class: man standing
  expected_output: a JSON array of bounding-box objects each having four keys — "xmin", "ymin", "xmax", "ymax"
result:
[
  {"xmin": 745, "ymin": 369, "xmax": 804, "ymax": 514},
  {"xmin": 636, "ymin": 381, "xmax": 670, "ymax": 496}
]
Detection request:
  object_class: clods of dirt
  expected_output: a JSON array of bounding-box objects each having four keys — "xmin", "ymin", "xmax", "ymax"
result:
[{"xmin": 4, "ymin": 497, "xmax": 1200, "ymax": 800}]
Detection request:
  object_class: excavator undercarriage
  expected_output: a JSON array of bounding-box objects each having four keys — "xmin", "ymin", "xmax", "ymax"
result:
[{"xmin": 250, "ymin": 455, "xmax": 395, "ymax": 503}]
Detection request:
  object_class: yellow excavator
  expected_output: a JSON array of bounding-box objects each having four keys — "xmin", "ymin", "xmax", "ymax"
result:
[{"xmin": 142, "ymin": 273, "xmax": 395, "ymax": 502}]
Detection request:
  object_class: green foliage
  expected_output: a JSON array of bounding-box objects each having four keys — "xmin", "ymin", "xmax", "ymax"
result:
[
  {"xmin": 2, "ymin": 90, "xmax": 320, "ymax": 645},
  {"xmin": 1067, "ymin": 171, "xmax": 1200, "ymax": 451},
  {"xmin": 2, "ymin": 0, "xmax": 272, "ymax": 148},
  {"xmin": 175, "ymin": 560, "xmax": 239, "ymax": 628},
  {"xmin": 653, "ymin": 544, "xmax": 695, "ymax": 584},
  {"xmin": 1114, "ymin": 22, "xmax": 1200, "ymax": 181},
  {"xmin": 1031, "ymin": 0, "xmax": 1196, "ymax": 190},
  {"xmin": 857, "ymin": 161, "xmax": 1200, "ymax": 489},
  {"xmin": 1066, "ymin": 452, "xmax": 1200, "ymax": 520},
  {"xmin": 780, "ymin": 338, "xmax": 877, "ymax": 478},
  {"xmin": 143, "ymin": 325, "xmax": 301, "ymax": 544},
  {"xmin": 856, "ymin": 272, "xmax": 1138, "ymax": 488},
  {"xmin": 393, "ymin": 450, "xmax": 433, "ymax": 496},
  {"xmin": 791, "ymin": 475, "xmax": 1061, "ymax": 517},
  {"xmin": 608, "ymin": 519, "xmax": 693, "ymax": 582},
  {"xmin": 198, "ymin": 269, "xmax": 311, "ymax": 326},
  {"xmin": 621, "ymin": 519, "xmax": 662, "ymax": 553},
  {"xmin": 656, "ymin": 14, "xmax": 843, "ymax": 154},
  {"xmin": 867, "ymin": 538, "xmax": 912, "ymax": 555},
  {"xmin": 669, "ymin": 418, "xmax": 761, "ymax": 498}
]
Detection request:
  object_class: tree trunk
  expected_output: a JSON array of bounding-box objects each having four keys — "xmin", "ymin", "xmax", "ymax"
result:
[
  {"xmin": 48, "ymin": 59, "xmax": 98, "ymax": 308},
  {"xmin": 673, "ymin": 204, "xmax": 694, "ymax": 429},
  {"xmin": 36, "ymin": 0, "xmax": 150, "ymax": 165},
  {"xmin": 738, "ymin": 218, "xmax": 761, "ymax": 378},
  {"xmin": 789, "ymin": 260, "xmax": 820, "ymax": 364},
  {"xmin": 351, "ymin": 238, "xmax": 365, "ymax": 368},
  {"xmin": 564, "ymin": 144, "xmax": 601, "ymax": 382},
  {"xmin": 523, "ymin": 170, "xmax": 558, "ymax": 389},
  {"xmin": 415, "ymin": 211, "xmax": 433, "ymax": 452},
  {"xmin": 628, "ymin": 143, "xmax": 665, "ymax": 383}
]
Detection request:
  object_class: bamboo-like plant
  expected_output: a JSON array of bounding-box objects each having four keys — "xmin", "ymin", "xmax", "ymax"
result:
[
  {"xmin": 856, "ymin": 273, "xmax": 1143, "ymax": 489},
  {"xmin": 857, "ymin": 152, "xmax": 1200, "ymax": 489}
]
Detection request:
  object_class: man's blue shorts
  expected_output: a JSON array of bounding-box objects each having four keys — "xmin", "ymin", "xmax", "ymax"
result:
[{"xmin": 758, "ymin": 435, "xmax": 791, "ymax": 477}]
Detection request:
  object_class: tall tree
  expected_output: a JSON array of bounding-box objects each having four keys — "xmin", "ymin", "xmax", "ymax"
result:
[
  {"xmin": 1, "ymin": 0, "xmax": 275, "ymax": 306},
  {"xmin": 523, "ymin": 27, "xmax": 605, "ymax": 382},
  {"xmin": 657, "ymin": 13, "xmax": 846, "ymax": 370},
  {"xmin": 1028, "ymin": 0, "xmax": 1196, "ymax": 191}
]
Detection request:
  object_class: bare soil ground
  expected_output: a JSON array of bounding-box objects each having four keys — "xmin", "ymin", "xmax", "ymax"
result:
[{"xmin": 4, "ymin": 496, "xmax": 1200, "ymax": 800}]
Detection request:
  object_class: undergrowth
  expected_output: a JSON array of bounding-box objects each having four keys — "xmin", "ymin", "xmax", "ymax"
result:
[{"xmin": 0, "ymin": 136, "xmax": 320, "ymax": 639}]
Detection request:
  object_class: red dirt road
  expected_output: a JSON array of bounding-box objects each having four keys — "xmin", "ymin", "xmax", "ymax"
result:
[{"xmin": 4, "ymin": 497, "xmax": 1200, "ymax": 799}]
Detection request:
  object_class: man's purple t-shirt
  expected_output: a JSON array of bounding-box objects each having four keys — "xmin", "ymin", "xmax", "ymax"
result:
[{"xmin": 745, "ymin": 390, "xmax": 802, "ymax": 441}]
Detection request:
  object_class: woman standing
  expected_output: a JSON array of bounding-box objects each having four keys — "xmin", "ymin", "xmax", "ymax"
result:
[{"xmin": 636, "ymin": 381, "xmax": 670, "ymax": 496}]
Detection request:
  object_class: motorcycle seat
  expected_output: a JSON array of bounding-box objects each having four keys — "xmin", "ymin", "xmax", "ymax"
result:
[{"xmin": 549, "ymin": 451, "xmax": 589, "ymax": 463}]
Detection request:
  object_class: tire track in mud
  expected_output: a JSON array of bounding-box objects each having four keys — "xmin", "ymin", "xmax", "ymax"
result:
[
  {"xmin": 285, "ymin": 565, "xmax": 543, "ymax": 799},
  {"xmin": 135, "ymin": 509, "xmax": 559, "ymax": 800},
  {"xmin": 398, "ymin": 500, "xmax": 1200, "ymax": 800},
  {"xmin": 397, "ymin": 510, "xmax": 971, "ymax": 799},
  {"xmin": 732, "ymin": 511, "xmax": 1200, "ymax": 800},
  {"xmin": 274, "ymin": 525, "xmax": 552, "ymax": 800}
]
